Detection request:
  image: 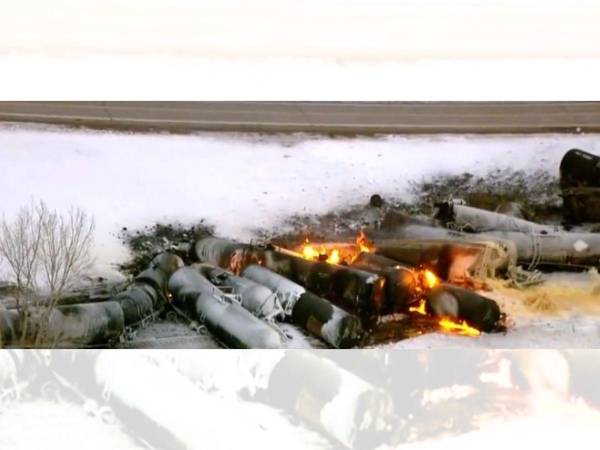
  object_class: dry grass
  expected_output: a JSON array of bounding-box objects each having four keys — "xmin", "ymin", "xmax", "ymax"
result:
[{"xmin": 486, "ymin": 270, "xmax": 600, "ymax": 318}]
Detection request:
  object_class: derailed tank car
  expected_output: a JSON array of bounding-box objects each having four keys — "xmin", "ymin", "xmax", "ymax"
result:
[{"xmin": 560, "ymin": 148, "xmax": 600, "ymax": 223}]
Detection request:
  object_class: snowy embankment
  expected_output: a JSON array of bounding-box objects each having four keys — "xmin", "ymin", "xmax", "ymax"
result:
[{"xmin": 1, "ymin": 123, "xmax": 599, "ymax": 348}]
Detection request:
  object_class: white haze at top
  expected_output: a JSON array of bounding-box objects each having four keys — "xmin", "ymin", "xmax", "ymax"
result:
[
  {"xmin": 3, "ymin": 0, "xmax": 600, "ymax": 59},
  {"xmin": 2, "ymin": 0, "xmax": 600, "ymax": 99}
]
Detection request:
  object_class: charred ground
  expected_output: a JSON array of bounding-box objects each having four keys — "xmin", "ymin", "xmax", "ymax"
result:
[
  {"xmin": 116, "ymin": 168, "xmax": 564, "ymax": 277},
  {"xmin": 117, "ymin": 221, "xmax": 215, "ymax": 276}
]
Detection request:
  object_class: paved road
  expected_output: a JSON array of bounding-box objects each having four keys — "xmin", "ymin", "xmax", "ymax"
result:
[{"xmin": 1, "ymin": 101, "xmax": 600, "ymax": 134}]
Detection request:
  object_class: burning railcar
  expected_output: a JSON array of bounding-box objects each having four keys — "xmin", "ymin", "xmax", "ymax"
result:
[
  {"xmin": 189, "ymin": 233, "xmax": 506, "ymax": 346},
  {"xmin": 0, "ymin": 230, "xmax": 507, "ymax": 348},
  {"xmin": 2, "ymin": 147, "xmax": 599, "ymax": 349}
]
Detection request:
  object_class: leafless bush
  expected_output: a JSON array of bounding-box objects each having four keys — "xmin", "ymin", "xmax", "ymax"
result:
[
  {"xmin": 0, "ymin": 200, "xmax": 95, "ymax": 346},
  {"xmin": 0, "ymin": 203, "xmax": 45, "ymax": 297}
]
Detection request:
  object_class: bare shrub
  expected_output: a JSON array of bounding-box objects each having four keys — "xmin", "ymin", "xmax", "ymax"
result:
[
  {"xmin": 0, "ymin": 200, "xmax": 95, "ymax": 346},
  {"xmin": 0, "ymin": 202, "xmax": 44, "ymax": 304}
]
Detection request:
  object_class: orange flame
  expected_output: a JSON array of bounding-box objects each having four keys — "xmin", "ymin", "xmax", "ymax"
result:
[
  {"xmin": 409, "ymin": 298, "xmax": 427, "ymax": 315},
  {"xmin": 327, "ymin": 248, "xmax": 341, "ymax": 265},
  {"xmin": 302, "ymin": 243, "xmax": 321, "ymax": 260},
  {"xmin": 298, "ymin": 231, "xmax": 375, "ymax": 266},
  {"xmin": 422, "ymin": 269, "xmax": 439, "ymax": 289},
  {"xmin": 413, "ymin": 268, "xmax": 440, "ymax": 296},
  {"xmin": 409, "ymin": 270, "xmax": 440, "ymax": 316},
  {"xmin": 301, "ymin": 239, "xmax": 341, "ymax": 265},
  {"xmin": 409, "ymin": 269, "xmax": 480, "ymax": 337},
  {"xmin": 439, "ymin": 318, "xmax": 481, "ymax": 337},
  {"xmin": 298, "ymin": 238, "xmax": 481, "ymax": 337},
  {"xmin": 357, "ymin": 230, "xmax": 374, "ymax": 253}
]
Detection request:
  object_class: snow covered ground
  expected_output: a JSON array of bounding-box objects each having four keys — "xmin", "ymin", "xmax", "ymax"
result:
[
  {"xmin": 6, "ymin": 394, "xmax": 598, "ymax": 450},
  {"xmin": 393, "ymin": 409, "xmax": 600, "ymax": 450},
  {"xmin": 1, "ymin": 123, "xmax": 599, "ymax": 348},
  {"xmin": 3, "ymin": 123, "xmax": 600, "ymax": 274},
  {"xmin": 2, "ymin": 349, "xmax": 600, "ymax": 450},
  {"xmin": 389, "ymin": 316, "xmax": 600, "ymax": 349}
]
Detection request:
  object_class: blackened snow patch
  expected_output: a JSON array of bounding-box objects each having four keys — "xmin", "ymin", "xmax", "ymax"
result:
[
  {"xmin": 409, "ymin": 168, "xmax": 562, "ymax": 222},
  {"xmin": 118, "ymin": 222, "xmax": 214, "ymax": 276}
]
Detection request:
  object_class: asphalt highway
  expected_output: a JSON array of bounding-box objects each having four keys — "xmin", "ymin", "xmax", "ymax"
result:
[{"xmin": 1, "ymin": 101, "xmax": 599, "ymax": 134}]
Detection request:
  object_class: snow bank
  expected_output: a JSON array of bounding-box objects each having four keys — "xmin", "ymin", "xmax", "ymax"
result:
[{"xmin": 1, "ymin": 123, "xmax": 600, "ymax": 277}]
